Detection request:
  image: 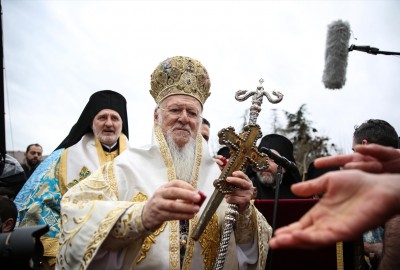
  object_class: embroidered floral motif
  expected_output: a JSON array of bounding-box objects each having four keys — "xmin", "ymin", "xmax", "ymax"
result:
[
  {"xmin": 79, "ymin": 166, "xmax": 91, "ymax": 179},
  {"xmin": 67, "ymin": 166, "xmax": 91, "ymax": 189},
  {"xmin": 58, "ymin": 163, "xmax": 126, "ymax": 269},
  {"xmin": 132, "ymin": 192, "xmax": 168, "ymax": 264},
  {"xmin": 235, "ymin": 205, "xmax": 256, "ymax": 244},
  {"xmin": 183, "ymin": 213, "xmax": 220, "ymax": 270}
]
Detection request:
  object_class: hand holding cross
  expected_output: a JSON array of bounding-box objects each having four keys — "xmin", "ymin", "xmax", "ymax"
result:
[{"xmin": 191, "ymin": 79, "xmax": 283, "ymax": 241}]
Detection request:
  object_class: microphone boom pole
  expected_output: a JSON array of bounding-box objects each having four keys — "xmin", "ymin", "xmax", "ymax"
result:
[{"xmin": 349, "ymin": 44, "xmax": 400, "ymax": 56}]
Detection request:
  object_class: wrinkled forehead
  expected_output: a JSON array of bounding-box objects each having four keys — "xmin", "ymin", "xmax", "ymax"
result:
[
  {"xmin": 94, "ymin": 108, "xmax": 121, "ymax": 118},
  {"xmin": 160, "ymin": 95, "xmax": 202, "ymax": 111}
]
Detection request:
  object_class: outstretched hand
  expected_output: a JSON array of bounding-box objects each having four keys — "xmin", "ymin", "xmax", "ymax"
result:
[
  {"xmin": 315, "ymin": 144, "xmax": 400, "ymax": 173},
  {"xmin": 269, "ymin": 170, "xmax": 400, "ymax": 249}
]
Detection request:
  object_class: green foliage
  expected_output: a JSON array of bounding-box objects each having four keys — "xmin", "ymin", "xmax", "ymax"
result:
[{"xmin": 270, "ymin": 104, "xmax": 341, "ymax": 176}]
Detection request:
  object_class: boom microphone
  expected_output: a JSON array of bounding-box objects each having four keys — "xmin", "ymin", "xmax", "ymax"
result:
[
  {"xmin": 349, "ymin": 44, "xmax": 400, "ymax": 56},
  {"xmin": 322, "ymin": 20, "xmax": 351, "ymax": 90},
  {"xmin": 260, "ymin": 147, "xmax": 298, "ymax": 173}
]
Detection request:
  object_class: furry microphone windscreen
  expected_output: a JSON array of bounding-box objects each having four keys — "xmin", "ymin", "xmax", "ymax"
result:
[{"xmin": 322, "ymin": 20, "xmax": 351, "ymax": 90}]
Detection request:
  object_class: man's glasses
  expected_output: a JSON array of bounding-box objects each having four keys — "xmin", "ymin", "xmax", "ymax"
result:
[{"xmin": 158, "ymin": 106, "xmax": 201, "ymax": 119}]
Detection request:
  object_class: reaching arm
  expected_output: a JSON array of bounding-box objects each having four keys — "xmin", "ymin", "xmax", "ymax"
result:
[
  {"xmin": 315, "ymin": 144, "xmax": 400, "ymax": 174},
  {"xmin": 269, "ymin": 171, "xmax": 400, "ymax": 249}
]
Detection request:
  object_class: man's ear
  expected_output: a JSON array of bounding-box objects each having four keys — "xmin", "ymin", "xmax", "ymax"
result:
[
  {"xmin": 2, "ymin": 218, "xmax": 15, "ymax": 233},
  {"xmin": 361, "ymin": 139, "xmax": 369, "ymax": 145},
  {"xmin": 154, "ymin": 108, "xmax": 159, "ymax": 124}
]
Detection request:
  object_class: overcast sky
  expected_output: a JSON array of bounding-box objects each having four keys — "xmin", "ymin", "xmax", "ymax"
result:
[{"xmin": 3, "ymin": 0, "xmax": 400, "ymax": 156}]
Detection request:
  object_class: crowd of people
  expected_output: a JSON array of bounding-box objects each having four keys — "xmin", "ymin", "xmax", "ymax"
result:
[{"xmin": 1, "ymin": 55, "xmax": 399, "ymax": 270}]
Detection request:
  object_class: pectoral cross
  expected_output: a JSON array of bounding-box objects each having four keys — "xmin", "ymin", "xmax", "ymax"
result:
[{"xmin": 191, "ymin": 79, "xmax": 283, "ymax": 241}]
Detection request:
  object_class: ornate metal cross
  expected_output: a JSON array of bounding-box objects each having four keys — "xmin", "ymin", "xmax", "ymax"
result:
[{"xmin": 191, "ymin": 79, "xmax": 283, "ymax": 242}]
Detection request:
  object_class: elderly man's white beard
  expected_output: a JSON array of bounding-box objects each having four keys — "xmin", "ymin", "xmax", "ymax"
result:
[
  {"xmin": 257, "ymin": 171, "xmax": 276, "ymax": 187},
  {"xmin": 165, "ymin": 131, "xmax": 197, "ymax": 183}
]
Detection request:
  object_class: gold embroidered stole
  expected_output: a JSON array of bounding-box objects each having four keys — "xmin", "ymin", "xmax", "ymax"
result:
[
  {"xmin": 137, "ymin": 126, "xmax": 220, "ymax": 270},
  {"xmin": 156, "ymin": 125, "xmax": 204, "ymax": 270},
  {"xmin": 59, "ymin": 134, "xmax": 128, "ymax": 195}
]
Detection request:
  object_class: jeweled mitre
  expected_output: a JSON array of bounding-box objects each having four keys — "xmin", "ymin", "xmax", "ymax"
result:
[{"xmin": 150, "ymin": 56, "xmax": 211, "ymax": 105}]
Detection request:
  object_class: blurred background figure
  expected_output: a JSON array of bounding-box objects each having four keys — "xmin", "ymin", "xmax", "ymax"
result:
[
  {"xmin": 0, "ymin": 186, "xmax": 16, "ymax": 201},
  {"xmin": 21, "ymin": 143, "xmax": 43, "ymax": 179},
  {"xmin": 0, "ymin": 196, "xmax": 18, "ymax": 233},
  {"xmin": 0, "ymin": 153, "xmax": 26, "ymax": 199},
  {"xmin": 353, "ymin": 119, "xmax": 399, "ymax": 270},
  {"xmin": 201, "ymin": 117, "xmax": 210, "ymax": 142},
  {"xmin": 251, "ymin": 134, "xmax": 302, "ymax": 199}
]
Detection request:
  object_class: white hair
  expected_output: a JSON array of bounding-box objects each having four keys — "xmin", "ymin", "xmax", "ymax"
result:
[
  {"xmin": 256, "ymin": 171, "xmax": 276, "ymax": 187},
  {"xmin": 166, "ymin": 132, "xmax": 196, "ymax": 183}
]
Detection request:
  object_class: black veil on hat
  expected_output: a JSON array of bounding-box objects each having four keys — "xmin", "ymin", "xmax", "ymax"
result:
[
  {"xmin": 55, "ymin": 90, "xmax": 129, "ymax": 150},
  {"xmin": 258, "ymin": 134, "xmax": 301, "ymax": 184}
]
